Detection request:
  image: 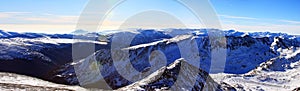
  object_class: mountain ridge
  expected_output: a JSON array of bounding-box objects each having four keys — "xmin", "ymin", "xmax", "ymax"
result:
[{"xmin": 0, "ymin": 29, "xmax": 300, "ymax": 90}]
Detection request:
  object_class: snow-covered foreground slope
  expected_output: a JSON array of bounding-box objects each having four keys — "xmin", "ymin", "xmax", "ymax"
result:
[
  {"xmin": 0, "ymin": 72, "xmax": 86, "ymax": 91},
  {"xmin": 211, "ymin": 63, "xmax": 300, "ymax": 91}
]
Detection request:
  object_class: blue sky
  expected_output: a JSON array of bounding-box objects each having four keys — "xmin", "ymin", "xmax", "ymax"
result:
[
  {"xmin": 0, "ymin": 0, "xmax": 299, "ymax": 34},
  {"xmin": 212, "ymin": 0, "xmax": 300, "ymax": 21}
]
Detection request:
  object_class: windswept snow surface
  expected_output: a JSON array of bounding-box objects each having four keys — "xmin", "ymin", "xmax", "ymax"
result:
[{"xmin": 0, "ymin": 72, "xmax": 86, "ymax": 91}]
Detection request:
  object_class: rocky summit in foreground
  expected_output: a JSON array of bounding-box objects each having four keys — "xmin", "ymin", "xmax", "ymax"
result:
[
  {"xmin": 1, "ymin": 29, "xmax": 300, "ymax": 90},
  {"xmin": 118, "ymin": 58, "xmax": 222, "ymax": 91}
]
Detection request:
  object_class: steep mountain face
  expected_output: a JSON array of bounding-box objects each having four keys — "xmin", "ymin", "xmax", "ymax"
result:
[
  {"xmin": 1, "ymin": 29, "xmax": 300, "ymax": 90},
  {"xmin": 213, "ymin": 37, "xmax": 300, "ymax": 91},
  {"xmin": 0, "ymin": 39, "xmax": 70, "ymax": 81},
  {"xmin": 0, "ymin": 30, "xmax": 108, "ymax": 85},
  {"xmin": 224, "ymin": 30, "xmax": 300, "ymax": 74},
  {"xmin": 0, "ymin": 41, "xmax": 109, "ymax": 85},
  {"xmin": 211, "ymin": 48, "xmax": 300, "ymax": 90},
  {"xmin": 212, "ymin": 35, "xmax": 300, "ymax": 90}
]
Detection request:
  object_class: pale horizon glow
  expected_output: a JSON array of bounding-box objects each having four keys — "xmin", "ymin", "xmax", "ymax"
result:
[{"xmin": 0, "ymin": 0, "xmax": 299, "ymax": 35}]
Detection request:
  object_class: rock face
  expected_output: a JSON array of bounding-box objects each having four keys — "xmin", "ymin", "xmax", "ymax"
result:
[
  {"xmin": 293, "ymin": 87, "xmax": 300, "ymax": 91},
  {"xmin": 118, "ymin": 59, "xmax": 221, "ymax": 91}
]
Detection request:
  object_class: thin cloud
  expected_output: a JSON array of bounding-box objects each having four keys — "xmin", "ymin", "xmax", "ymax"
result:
[
  {"xmin": 0, "ymin": 24, "xmax": 76, "ymax": 34},
  {"xmin": 23, "ymin": 15, "xmax": 79, "ymax": 24},
  {"xmin": 219, "ymin": 15, "xmax": 257, "ymax": 20},
  {"xmin": 1, "ymin": 12, "xmax": 31, "ymax": 14},
  {"xmin": 0, "ymin": 12, "xmax": 31, "ymax": 18},
  {"xmin": 0, "ymin": 14, "xmax": 10, "ymax": 18},
  {"xmin": 279, "ymin": 20, "xmax": 300, "ymax": 24},
  {"xmin": 222, "ymin": 24, "xmax": 300, "ymax": 35},
  {"xmin": 0, "ymin": 12, "xmax": 79, "ymax": 24}
]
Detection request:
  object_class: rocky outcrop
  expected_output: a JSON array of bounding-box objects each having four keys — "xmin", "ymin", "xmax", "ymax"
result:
[{"xmin": 118, "ymin": 59, "xmax": 222, "ymax": 91}]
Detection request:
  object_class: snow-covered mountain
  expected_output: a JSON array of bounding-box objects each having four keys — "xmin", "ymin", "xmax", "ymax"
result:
[
  {"xmin": 211, "ymin": 37, "xmax": 300, "ymax": 91},
  {"xmin": 71, "ymin": 29, "xmax": 90, "ymax": 35},
  {"xmin": 118, "ymin": 58, "xmax": 221, "ymax": 90},
  {"xmin": 1, "ymin": 29, "xmax": 300, "ymax": 90},
  {"xmin": 0, "ymin": 30, "xmax": 108, "ymax": 86}
]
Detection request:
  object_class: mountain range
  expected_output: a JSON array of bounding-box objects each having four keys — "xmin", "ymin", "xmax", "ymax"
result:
[{"xmin": 0, "ymin": 29, "xmax": 300, "ymax": 90}]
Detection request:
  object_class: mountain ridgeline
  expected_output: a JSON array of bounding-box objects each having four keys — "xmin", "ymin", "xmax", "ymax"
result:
[{"xmin": 0, "ymin": 29, "xmax": 299, "ymax": 90}]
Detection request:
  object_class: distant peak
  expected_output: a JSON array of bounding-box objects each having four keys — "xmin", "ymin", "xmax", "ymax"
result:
[
  {"xmin": 71, "ymin": 29, "xmax": 89, "ymax": 35},
  {"xmin": 0, "ymin": 30, "xmax": 10, "ymax": 36}
]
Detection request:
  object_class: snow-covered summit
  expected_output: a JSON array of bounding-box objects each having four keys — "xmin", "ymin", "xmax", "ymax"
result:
[
  {"xmin": 119, "ymin": 59, "xmax": 221, "ymax": 90},
  {"xmin": 71, "ymin": 29, "xmax": 89, "ymax": 35}
]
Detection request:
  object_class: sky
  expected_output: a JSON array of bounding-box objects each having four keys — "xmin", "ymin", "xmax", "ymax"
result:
[{"xmin": 0, "ymin": 0, "xmax": 299, "ymax": 34}]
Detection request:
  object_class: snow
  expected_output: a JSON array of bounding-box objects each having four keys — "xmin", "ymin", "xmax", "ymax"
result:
[
  {"xmin": 211, "ymin": 45, "xmax": 300, "ymax": 91},
  {"xmin": 0, "ymin": 38, "xmax": 107, "ymax": 45},
  {"xmin": 123, "ymin": 34, "xmax": 192, "ymax": 50},
  {"xmin": 118, "ymin": 58, "xmax": 220, "ymax": 90},
  {"xmin": 1, "ymin": 29, "xmax": 300, "ymax": 90},
  {"xmin": 71, "ymin": 30, "xmax": 89, "ymax": 35},
  {"xmin": 40, "ymin": 38, "xmax": 107, "ymax": 45},
  {"xmin": 226, "ymin": 30, "xmax": 249, "ymax": 37},
  {"xmin": 271, "ymin": 37, "xmax": 279, "ymax": 50},
  {"xmin": 284, "ymin": 48, "xmax": 300, "ymax": 59},
  {"xmin": 211, "ymin": 62, "xmax": 300, "ymax": 91},
  {"xmin": 84, "ymin": 29, "xmax": 300, "ymax": 90},
  {"xmin": 0, "ymin": 36, "xmax": 107, "ymax": 62},
  {"xmin": 0, "ymin": 30, "xmax": 13, "ymax": 37},
  {"xmin": 0, "ymin": 72, "xmax": 86, "ymax": 91}
]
